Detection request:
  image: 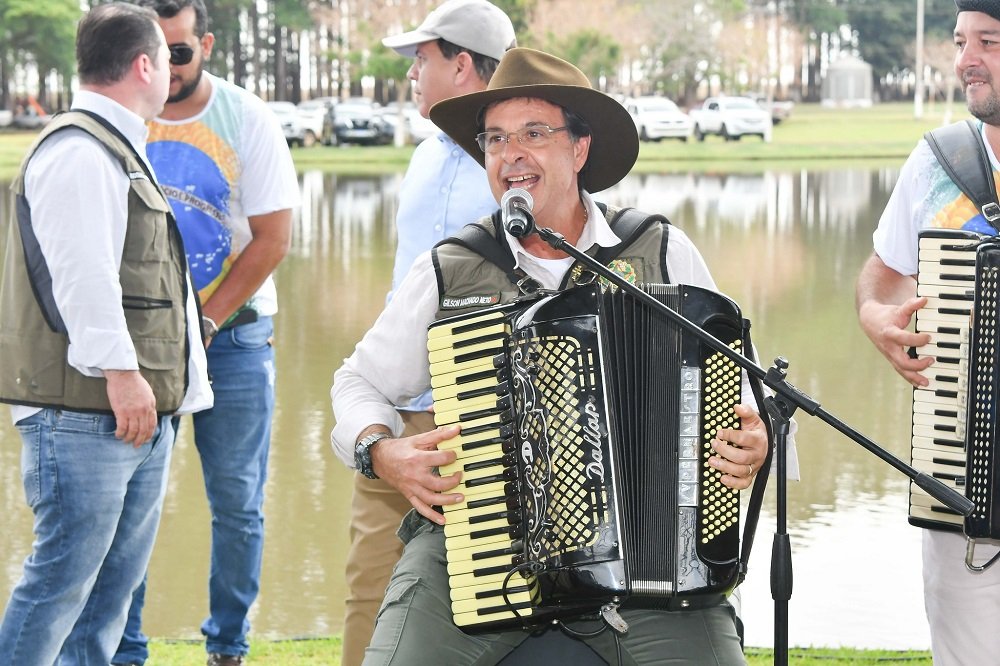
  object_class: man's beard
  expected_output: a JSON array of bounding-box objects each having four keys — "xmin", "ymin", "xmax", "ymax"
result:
[{"xmin": 168, "ymin": 67, "xmax": 203, "ymax": 104}]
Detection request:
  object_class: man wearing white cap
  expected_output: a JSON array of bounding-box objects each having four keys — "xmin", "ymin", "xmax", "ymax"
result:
[{"xmin": 335, "ymin": 2, "xmax": 515, "ymax": 664}]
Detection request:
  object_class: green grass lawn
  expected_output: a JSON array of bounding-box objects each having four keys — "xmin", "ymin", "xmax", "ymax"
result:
[
  {"xmin": 143, "ymin": 637, "xmax": 931, "ymax": 664},
  {"xmin": 0, "ymin": 101, "xmax": 972, "ymax": 180}
]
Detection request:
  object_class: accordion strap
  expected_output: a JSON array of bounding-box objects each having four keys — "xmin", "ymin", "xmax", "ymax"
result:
[
  {"xmin": 737, "ymin": 325, "xmax": 775, "ymax": 587},
  {"xmin": 437, "ymin": 204, "xmax": 670, "ymax": 293},
  {"xmin": 924, "ymin": 119, "xmax": 1000, "ymax": 232},
  {"xmin": 442, "ymin": 214, "xmax": 527, "ymax": 288},
  {"xmin": 593, "ymin": 205, "xmax": 671, "ymax": 284}
]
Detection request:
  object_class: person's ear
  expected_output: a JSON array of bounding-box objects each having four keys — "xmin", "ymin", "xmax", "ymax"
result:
[
  {"xmin": 453, "ymin": 51, "xmax": 475, "ymax": 86},
  {"xmin": 135, "ymin": 52, "xmax": 155, "ymax": 84},
  {"xmin": 573, "ymin": 134, "xmax": 592, "ymax": 174},
  {"xmin": 200, "ymin": 32, "xmax": 215, "ymax": 59}
]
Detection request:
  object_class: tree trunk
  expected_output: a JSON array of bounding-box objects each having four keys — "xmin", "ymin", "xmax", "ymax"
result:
[
  {"xmin": 233, "ymin": 9, "xmax": 246, "ymax": 89},
  {"xmin": 252, "ymin": 1, "xmax": 266, "ymax": 98},
  {"xmin": 275, "ymin": 26, "xmax": 286, "ymax": 101}
]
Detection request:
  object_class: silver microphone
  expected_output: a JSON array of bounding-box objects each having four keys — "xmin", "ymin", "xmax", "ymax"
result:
[{"xmin": 500, "ymin": 188, "xmax": 534, "ymax": 237}]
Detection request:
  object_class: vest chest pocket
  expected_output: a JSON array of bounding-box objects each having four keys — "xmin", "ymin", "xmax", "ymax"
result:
[{"xmin": 123, "ymin": 177, "xmax": 172, "ymax": 262}]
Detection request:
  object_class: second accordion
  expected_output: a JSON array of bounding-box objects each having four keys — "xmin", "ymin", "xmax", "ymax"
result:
[
  {"xmin": 426, "ymin": 282, "xmax": 749, "ymax": 630},
  {"xmin": 911, "ymin": 228, "xmax": 1000, "ymax": 543}
]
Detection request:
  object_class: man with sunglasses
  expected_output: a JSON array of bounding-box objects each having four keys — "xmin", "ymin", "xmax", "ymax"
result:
[
  {"xmin": 111, "ymin": 1, "xmax": 298, "ymax": 665},
  {"xmin": 0, "ymin": 4, "xmax": 213, "ymax": 664}
]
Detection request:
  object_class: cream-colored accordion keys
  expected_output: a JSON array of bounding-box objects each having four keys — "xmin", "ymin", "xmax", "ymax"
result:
[{"xmin": 911, "ymin": 228, "xmax": 1000, "ymax": 543}]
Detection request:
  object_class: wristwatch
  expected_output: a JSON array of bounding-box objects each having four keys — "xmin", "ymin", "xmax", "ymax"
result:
[
  {"xmin": 201, "ymin": 315, "xmax": 219, "ymax": 340},
  {"xmin": 355, "ymin": 432, "xmax": 390, "ymax": 479}
]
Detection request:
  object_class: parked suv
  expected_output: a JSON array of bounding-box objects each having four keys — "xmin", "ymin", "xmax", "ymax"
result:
[
  {"xmin": 689, "ymin": 96, "xmax": 773, "ymax": 142},
  {"xmin": 625, "ymin": 96, "xmax": 692, "ymax": 142},
  {"xmin": 329, "ymin": 98, "xmax": 388, "ymax": 145},
  {"xmin": 296, "ymin": 97, "xmax": 335, "ymax": 147},
  {"xmin": 266, "ymin": 101, "xmax": 307, "ymax": 147}
]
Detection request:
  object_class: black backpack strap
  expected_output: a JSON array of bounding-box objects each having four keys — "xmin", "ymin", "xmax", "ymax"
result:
[
  {"xmin": 924, "ymin": 119, "xmax": 1000, "ymax": 232},
  {"xmin": 434, "ymin": 204, "xmax": 674, "ymax": 292},
  {"xmin": 432, "ymin": 211, "xmax": 542, "ymax": 294},
  {"xmin": 595, "ymin": 203, "xmax": 672, "ymax": 283},
  {"xmin": 736, "ymin": 324, "xmax": 775, "ymax": 587}
]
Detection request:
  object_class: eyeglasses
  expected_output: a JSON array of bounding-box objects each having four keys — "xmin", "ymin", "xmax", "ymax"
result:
[
  {"xmin": 168, "ymin": 44, "xmax": 194, "ymax": 66},
  {"xmin": 476, "ymin": 125, "xmax": 569, "ymax": 154}
]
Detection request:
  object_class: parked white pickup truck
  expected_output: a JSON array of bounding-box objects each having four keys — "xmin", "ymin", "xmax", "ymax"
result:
[{"xmin": 689, "ymin": 96, "xmax": 773, "ymax": 142}]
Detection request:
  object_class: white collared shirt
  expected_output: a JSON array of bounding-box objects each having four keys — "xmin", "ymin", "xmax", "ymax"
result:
[{"xmin": 10, "ymin": 91, "xmax": 212, "ymax": 423}]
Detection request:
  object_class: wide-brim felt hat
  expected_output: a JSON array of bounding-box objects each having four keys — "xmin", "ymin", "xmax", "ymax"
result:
[{"xmin": 429, "ymin": 47, "xmax": 639, "ymax": 193}]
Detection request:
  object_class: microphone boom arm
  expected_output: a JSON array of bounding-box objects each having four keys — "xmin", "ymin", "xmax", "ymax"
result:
[{"xmin": 530, "ymin": 223, "xmax": 974, "ymax": 517}]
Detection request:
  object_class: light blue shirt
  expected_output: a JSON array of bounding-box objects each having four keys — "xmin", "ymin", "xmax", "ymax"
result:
[
  {"xmin": 391, "ymin": 130, "xmax": 498, "ymax": 412},
  {"xmin": 390, "ymin": 130, "xmax": 498, "ymax": 294}
]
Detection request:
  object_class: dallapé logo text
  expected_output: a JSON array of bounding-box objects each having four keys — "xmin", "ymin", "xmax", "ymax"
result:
[{"xmin": 583, "ymin": 397, "xmax": 604, "ymax": 481}]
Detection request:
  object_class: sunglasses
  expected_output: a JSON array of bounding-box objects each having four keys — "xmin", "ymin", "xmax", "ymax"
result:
[{"xmin": 168, "ymin": 44, "xmax": 194, "ymax": 66}]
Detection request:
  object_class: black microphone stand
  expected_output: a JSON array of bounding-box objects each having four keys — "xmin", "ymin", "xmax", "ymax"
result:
[{"xmin": 511, "ymin": 216, "xmax": 974, "ymax": 666}]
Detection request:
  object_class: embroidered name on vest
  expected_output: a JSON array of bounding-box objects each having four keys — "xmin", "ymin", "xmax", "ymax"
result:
[
  {"xmin": 128, "ymin": 171, "xmax": 148, "ymax": 181},
  {"xmin": 441, "ymin": 294, "xmax": 501, "ymax": 310}
]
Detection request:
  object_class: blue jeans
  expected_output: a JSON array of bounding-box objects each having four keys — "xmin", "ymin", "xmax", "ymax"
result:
[
  {"xmin": 115, "ymin": 316, "xmax": 275, "ymax": 661},
  {"xmin": 0, "ymin": 409, "xmax": 174, "ymax": 666}
]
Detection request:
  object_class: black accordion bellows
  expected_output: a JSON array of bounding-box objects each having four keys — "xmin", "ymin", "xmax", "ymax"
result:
[{"xmin": 428, "ymin": 282, "xmax": 748, "ymax": 630}]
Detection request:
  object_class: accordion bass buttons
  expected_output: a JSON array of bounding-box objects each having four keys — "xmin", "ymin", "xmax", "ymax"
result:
[{"xmin": 678, "ymin": 367, "xmax": 701, "ymax": 508}]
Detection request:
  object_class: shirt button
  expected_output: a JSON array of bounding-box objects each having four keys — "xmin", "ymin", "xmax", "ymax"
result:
[
  {"xmin": 440, "ymin": 186, "xmax": 448, "ymax": 194},
  {"xmin": 452, "ymin": 149, "xmax": 460, "ymax": 157}
]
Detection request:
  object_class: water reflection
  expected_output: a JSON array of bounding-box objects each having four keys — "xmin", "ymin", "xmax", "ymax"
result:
[{"xmin": 0, "ymin": 166, "xmax": 928, "ymax": 649}]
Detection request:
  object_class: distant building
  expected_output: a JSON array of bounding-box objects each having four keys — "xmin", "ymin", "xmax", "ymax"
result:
[{"xmin": 821, "ymin": 55, "xmax": 873, "ymax": 108}]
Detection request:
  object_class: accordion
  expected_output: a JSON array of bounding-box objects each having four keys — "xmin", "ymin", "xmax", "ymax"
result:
[
  {"xmin": 910, "ymin": 228, "xmax": 1000, "ymax": 541},
  {"xmin": 426, "ymin": 282, "xmax": 748, "ymax": 630}
]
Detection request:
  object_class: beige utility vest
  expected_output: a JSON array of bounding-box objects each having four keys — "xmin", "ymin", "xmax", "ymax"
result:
[
  {"xmin": 432, "ymin": 204, "xmax": 671, "ymax": 320},
  {"xmin": 0, "ymin": 111, "xmax": 190, "ymax": 414}
]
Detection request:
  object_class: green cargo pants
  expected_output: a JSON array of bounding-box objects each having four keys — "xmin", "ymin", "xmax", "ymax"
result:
[{"xmin": 363, "ymin": 511, "xmax": 746, "ymax": 665}]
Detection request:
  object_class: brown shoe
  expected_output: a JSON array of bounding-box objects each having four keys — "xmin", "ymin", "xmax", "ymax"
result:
[{"xmin": 207, "ymin": 654, "xmax": 244, "ymax": 666}]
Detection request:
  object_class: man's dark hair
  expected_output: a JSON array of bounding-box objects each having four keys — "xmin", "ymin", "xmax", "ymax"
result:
[
  {"xmin": 438, "ymin": 38, "xmax": 505, "ymax": 83},
  {"xmin": 136, "ymin": 0, "xmax": 210, "ymax": 36},
  {"xmin": 77, "ymin": 3, "xmax": 163, "ymax": 86},
  {"xmin": 561, "ymin": 107, "xmax": 593, "ymax": 191}
]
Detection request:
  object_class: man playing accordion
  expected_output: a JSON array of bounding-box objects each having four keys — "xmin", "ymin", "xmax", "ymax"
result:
[{"xmin": 331, "ymin": 48, "xmax": 780, "ymax": 665}]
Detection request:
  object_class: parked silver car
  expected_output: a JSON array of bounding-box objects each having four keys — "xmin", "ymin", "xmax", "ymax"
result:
[
  {"xmin": 689, "ymin": 96, "xmax": 773, "ymax": 142},
  {"xmin": 625, "ymin": 96, "xmax": 693, "ymax": 142},
  {"xmin": 266, "ymin": 101, "xmax": 308, "ymax": 147},
  {"xmin": 296, "ymin": 97, "xmax": 335, "ymax": 146},
  {"xmin": 379, "ymin": 102, "xmax": 438, "ymax": 145}
]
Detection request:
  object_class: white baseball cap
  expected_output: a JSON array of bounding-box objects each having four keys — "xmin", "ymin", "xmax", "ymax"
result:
[{"xmin": 382, "ymin": 0, "xmax": 516, "ymax": 62}]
